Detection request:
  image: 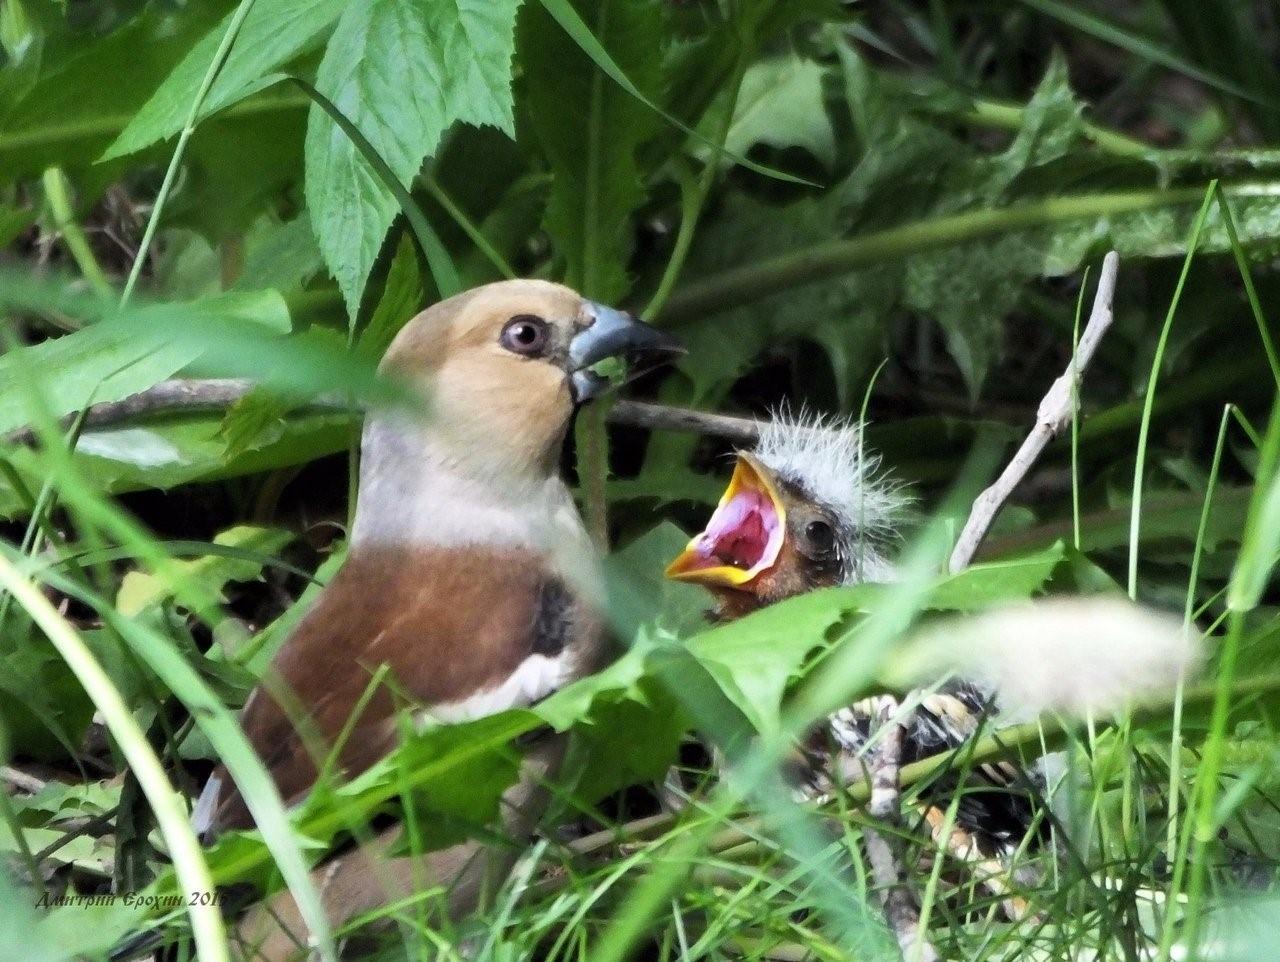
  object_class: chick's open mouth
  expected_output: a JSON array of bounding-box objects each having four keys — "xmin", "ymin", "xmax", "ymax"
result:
[{"xmin": 665, "ymin": 454, "xmax": 786, "ymax": 587}]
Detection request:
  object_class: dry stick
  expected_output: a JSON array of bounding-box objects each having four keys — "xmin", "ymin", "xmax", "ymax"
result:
[
  {"xmin": 858, "ymin": 252, "xmax": 1120, "ymax": 961},
  {"xmin": 948, "ymin": 250, "xmax": 1119, "ymax": 574},
  {"xmin": 863, "ymin": 710, "xmax": 940, "ymax": 962},
  {"xmin": 1, "ymin": 765, "xmax": 47, "ymax": 794},
  {"xmin": 4, "ymin": 381, "xmax": 763, "ymax": 449},
  {"xmin": 863, "ymin": 251, "xmax": 1120, "ymax": 958}
]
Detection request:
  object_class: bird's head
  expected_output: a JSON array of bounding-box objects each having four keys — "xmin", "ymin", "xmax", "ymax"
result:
[
  {"xmin": 381, "ymin": 279, "xmax": 681, "ymax": 476},
  {"xmin": 665, "ymin": 413, "xmax": 903, "ymax": 619}
]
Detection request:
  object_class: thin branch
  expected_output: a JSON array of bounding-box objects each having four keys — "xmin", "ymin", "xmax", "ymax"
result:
[
  {"xmin": 862, "ymin": 712, "xmax": 939, "ymax": 962},
  {"xmin": 608, "ymin": 401, "xmax": 759, "ymax": 445},
  {"xmin": 3, "ymin": 380, "xmax": 763, "ymax": 448},
  {"xmin": 855, "ymin": 252, "xmax": 1119, "ymax": 960},
  {"xmin": 2, "ymin": 765, "xmax": 47, "ymax": 794},
  {"xmin": 948, "ymin": 251, "xmax": 1120, "ymax": 574}
]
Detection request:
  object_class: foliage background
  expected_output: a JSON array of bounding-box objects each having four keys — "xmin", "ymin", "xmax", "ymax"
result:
[{"xmin": 3, "ymin": 0, "xmax": 1280, "ymax": 960}]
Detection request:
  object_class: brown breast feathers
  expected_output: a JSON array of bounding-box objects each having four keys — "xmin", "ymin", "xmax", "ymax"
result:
[{"xmin": 209, "ymin": 545, "xmax": 598, "ymax": 833}]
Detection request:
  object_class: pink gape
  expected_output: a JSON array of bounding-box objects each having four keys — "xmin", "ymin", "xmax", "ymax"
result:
[{"xmin": 684, "ymin": 484, "xmax": 784, "ymax": 577}]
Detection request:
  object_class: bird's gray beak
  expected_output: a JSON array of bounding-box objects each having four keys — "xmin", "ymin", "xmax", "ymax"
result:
[{"xmin": 568, "ymin": 302, "xmax": 684, "ymax": 402}]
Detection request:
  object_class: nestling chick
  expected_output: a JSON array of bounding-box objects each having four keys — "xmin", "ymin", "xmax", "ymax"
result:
[
  {"xmin": 193, "ymin": 280, "xmax": 680, "ymax": 961},
  {"xmin": 666, "ymin": 412, "xmax": 901, "ymax": 620},
  {"xmin": 665, "ymin": 411, "xmax": 1047, "ymax": 906}
]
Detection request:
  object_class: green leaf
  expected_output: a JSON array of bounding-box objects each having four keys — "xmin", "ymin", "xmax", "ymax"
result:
[
  {"xmin": 234, "ymin": 214, "xmax": 325, "ymax": 293},
  {"xmin": 0, "ymin": 290, "xmax": 290, "ymax": 438},
  {"xmin": 116, "ymin": 525, "xmax": 295, "ymax": 617},
  {"xmin": 984, "ymin": 51, "xmax": 1084, "ymax": 192},
  {"xmin": 0, "ymin": 622, "xmax": 97, "ymax": 761},
  {"xmin": 675, "ymin": 543, "xmax": 1069, "ymax": 736},
  {"xmin": 305, "ymin": 0, "xmax": 520, "ymax": 314},
  {"xmin": 602, "ymin": 521, "xmax": 707, "ymax": 644},
  {"xmin": 725, "ymin": 55, "xmax": 836, "ymax": 169},
  {"xmin": 927, "ymin": 542, "xmax": 1069, "ymax": 611},
  {"xmin": 104, "ymin": 0, "xmax": 344, "ymax": 161},
  {"xmin": 901, "ymin": 55, "xmax": 1086, "ymax": 395},
  {"xmin": 215, "ymin": 388, "xmax": 293, "ymax": 460},
  {"xmin": 356, "ymin": 234, "xmax": 424, "ymax": 362},
  {"xmin": 520, "ymin": 0, "xmax": 665, "ymax": 301},
  {"xmin": 294, "ymin": 76, "xmax": 460, "ymax": 305},
  {"xmin": 0, "ymin": 9, "xmax": 225, "ymax": 179},
  {"xmin": 0, "ymin": 413, "xmax": 354, "ymax": 520},
  {"xmin": 685, "ymin": 592, "xmax": 852, "ymax": 738}
]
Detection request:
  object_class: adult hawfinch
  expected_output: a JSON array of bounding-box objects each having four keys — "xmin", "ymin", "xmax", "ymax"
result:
[{"xmin": 195, "ymin": 280, "xmax": 680, "ymax": 960}]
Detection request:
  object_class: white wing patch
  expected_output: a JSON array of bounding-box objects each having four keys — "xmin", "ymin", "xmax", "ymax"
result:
[
  {"xmin": 422, "ymin": 652, "xmax": 574, "ymax": 725},
  {"xmin": 191, "ymin": 773, "xmax": 222, "ymax": 837}
]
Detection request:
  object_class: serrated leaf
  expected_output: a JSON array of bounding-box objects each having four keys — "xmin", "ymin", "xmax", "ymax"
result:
[
  {"xmin": 305, "ymin": 0, "xmax": 521, "ymax": 315},
  {"xmin": 675, "ymin": 543, "xmax": 1069, "ymax": 736},
  {"xmin": 725, "ymin": 55, "xmax": 836, "ymax": 169},
  {"xmin": 985, "ymin": 50, "xmax": 1083, "ymax": 193},
  {"xmin": 104, "ymin": 0, "xmax": 345, "ymax": 160}
]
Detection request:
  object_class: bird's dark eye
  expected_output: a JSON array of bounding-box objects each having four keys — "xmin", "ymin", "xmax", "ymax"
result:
[
  {"xmin": 804, "ymin": 519, "xmax": 836, "ymax": 554},
  {"xmin": 500, "ymin": 315, "xmax": 549, "ymax": 356}
]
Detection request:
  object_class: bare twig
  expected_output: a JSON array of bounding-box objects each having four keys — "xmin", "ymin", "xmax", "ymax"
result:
[
  {"xmin": 3, "ymin": 380, "xmax": 762, "ymax": 448},
  {"xmin": 949, "ymin": 251, "xmax": 1120, "ymax": 574},
  {"xmin": 859, "ymin": 253, "xmax": 1119, "ymax": 960},
  {"xmin": 2, "ymin": 765, "xmax": 47, "ymax": 795},
  {"xmin": 609, "ymin": 400, "xmax": 760, "ymax": 445},
  {"xmin": 861, "ymin": 709, "xmax": 940, "ymax": 962}
]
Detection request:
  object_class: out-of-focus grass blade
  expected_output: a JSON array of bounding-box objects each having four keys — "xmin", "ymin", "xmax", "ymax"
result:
[
  {"xmin": 52, "ymin": 539, "xmax": 323, "ymax": 586},
  {"xmin": 0, "ymin": 548, "xmax": 229, "ymax": 962},
  {"xmin": 287, "ymin": 76, "xmax": 461, "ymax": 299},
  {"xmin": 1227, "ymin": 392, "xmax": 1280, "ymax": 613},
  {"xmin": 34, "ymin": 560, "xmax": 337, "ymax": 962},
  {"xmin": 0, "ymin": 270, "xmax": 419, "ymax": 417},
  {"xmin": 536, "ymin": 0, "xmax": 815, "ymax": 187},
  {"xmin": 1018, "ymin": 0, "xmax": 1278, "ymax": 109}
]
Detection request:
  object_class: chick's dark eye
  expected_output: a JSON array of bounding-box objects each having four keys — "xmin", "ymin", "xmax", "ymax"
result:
[
  {"xmin": 804, "ymin": 519, "xmax": 836, "ymax": 554},
  {"xmin": 500, "ymin": 315, "xmax": 549, "ymax": 356}
]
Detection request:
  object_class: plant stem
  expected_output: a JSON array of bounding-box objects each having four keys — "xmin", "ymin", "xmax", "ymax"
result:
[
  {"xmin": 657, "ymin": 186, "xmax": 1213, "ymax": 325},
  {"xmin": 119, "ymin": 0, "xmax": 259, "ymax": 307},
  {"xmin": 961, "ymin": 98, "xmax": 1151, "ymax": 158},
  {"xmin": 40, "ymin": 167, "xmax": 112, "ymax": 300},
  {"xmin": 643, "ymin": 54, "xmax": 748, "ymax": 320}
]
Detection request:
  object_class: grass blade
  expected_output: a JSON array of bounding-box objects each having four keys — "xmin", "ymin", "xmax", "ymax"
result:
[
  {"xmin": 0, "ymin": 549, "xmax": 229, "ymax": 962},
  {"xmin": 1127, "ymin": 182, "xmax": 1216, "ymax": 599},
  {"xmin": 35, "ymin": 565, "xmax": 338, "ymax": 962}
]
